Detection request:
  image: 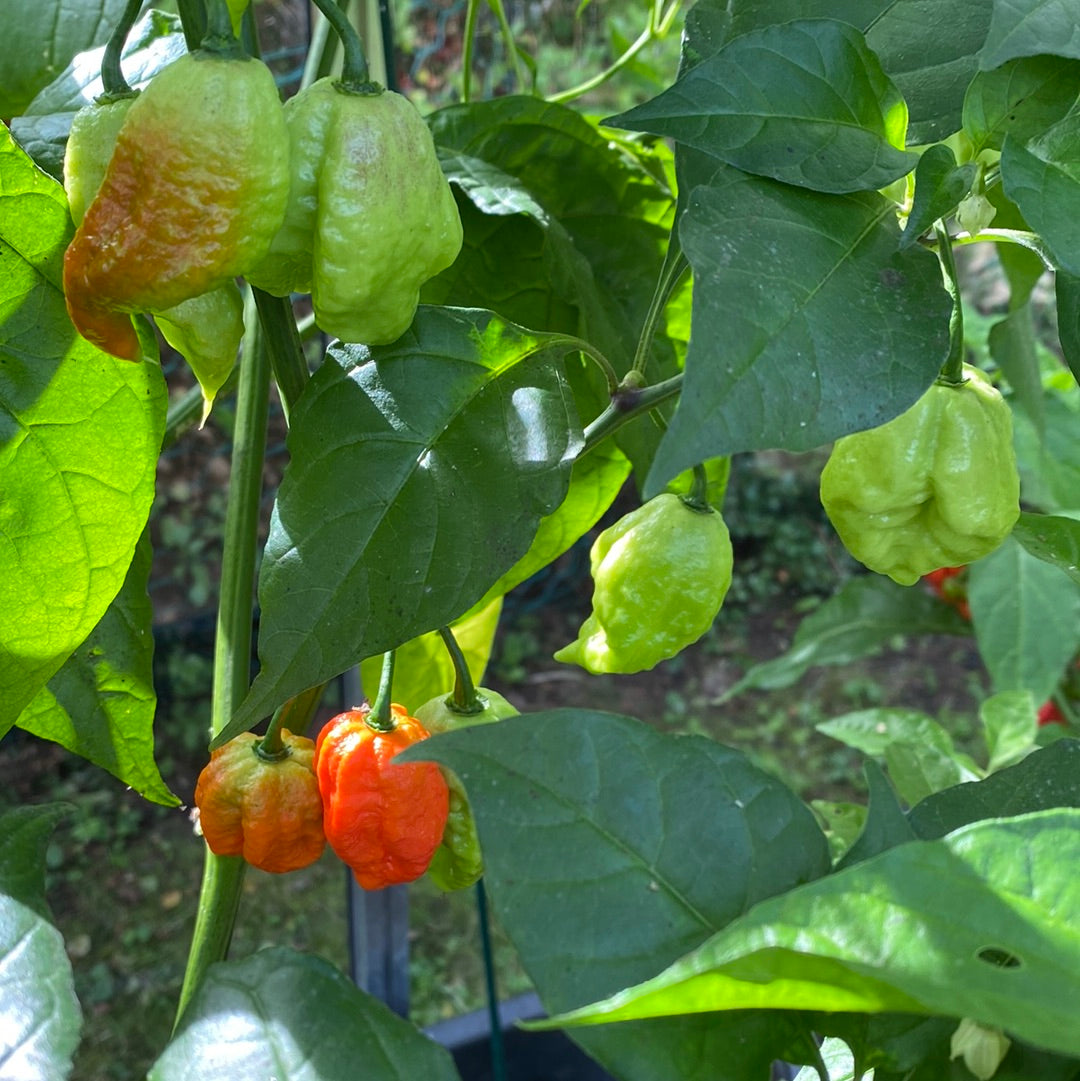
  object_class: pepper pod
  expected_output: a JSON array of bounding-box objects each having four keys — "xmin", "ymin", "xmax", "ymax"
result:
[
  {"xmin": 246, "ymin": 77, "xmax": 463, "ymax": 344},
  {"xmin": 414, "ymin": 688, "xmax": 518, "ymax": 891},
  {"xmin": 193, "ymin": 730, "xmax": 326, "ymax": 874},
  {"xmin": 314, "ymin": 704, "xmax": 450, "ymax": 890},
  {"xmin": 555, "ymin": 493, "xmax": 734, "ymax": 674},
  {"xmin": 820, "ymin": 363, "xmax": 1020, "ymax": 585},
  {"xmin": 63, "ymin": 49, "xmax": 289, "ymax": 360}
]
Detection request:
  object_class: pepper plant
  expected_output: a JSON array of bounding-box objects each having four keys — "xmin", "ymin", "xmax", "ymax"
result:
[{"xmin": 3, "ymin": 0, "xmax": 1080, "ymax": 1078}]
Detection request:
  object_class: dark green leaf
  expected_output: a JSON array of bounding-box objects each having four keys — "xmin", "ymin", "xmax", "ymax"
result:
[
  {"xmin": 865, "ymin": 0, "xmax": 994, "ymax": 144},
  {"xmin": 980, "ymin": 0, "xmax": 1080, "ymax": 69},
  {"xmin": 720, "ymin": 576, "xmax": 971, "ymax": 699},
  {"xmin": 149, "ymin": 948, "xmax": 460, "ymax": 1081},
  {"xmin": 224, "ymin": 308, "xmax": 582, "ymax": 743},
  {"xmin": 1056, "ymin": 272, "xmax": 1080, "ymax": 384},
  {"xmin": 609, "ymin": 19, "xmax": 916, "ymax": 194},
  {"xmin": 1012, "ymin": 511, "xmax": 1080, "ymax": 586},
  {"xmin": 989, "ymin": 304, "xmax": 1044, "ymax": 432},
  {"xmin": 9, "ymin": 10, "xmax": 186, "ymax": 179},
  {"xmin": 836, "ymin": 760, "xmax": 916, "ymax": 870},
  {"xmin": 539, "ymin": 811, "xmax": 1080, "ymax": 1060},
  {"xmin": 16, "ymin": 534, "xmax": 177, "ymax": 806},
  {"xmin": 0, "ymin": 0, "xmax": 126, "ymax": 116},
  {"xmin": 721, "ymin": 0, "xmax": 889, "ymax": 43},
  {"xmin": 404, "ymin": 710, "xmax": 830, "ymax": 1080},
  {"xmin": 963, "ymin": 55, "xmax": 1080, "ymax": 156},
  {"xmin": 818, "ymin": 1014, "xmax": 955, "ymax": 1077},
  {"xmin": 969, "ymin": 537, "xmax": 1080, "ymax": 702},
  {"xmin": 0, "ymin": 805, "xmax": 81, "ymax": 1080},
  {"xmin": 1001, "ymin": 116, "xmax": 1080, "ymax": 276},
  {"xmin": 0, "ymin": 128, "xmax": 166, "ymax": 736},
  {"xmin": 901, "ymin": 144, "xmax": 976, "ymax": 248},
  {"xmin": 909, "ymin": 739, "xmax": 1080, "ymax": 838},
  {"xmin": 643, "ymin": 169, "xmax": 950, "ymax": 491}
]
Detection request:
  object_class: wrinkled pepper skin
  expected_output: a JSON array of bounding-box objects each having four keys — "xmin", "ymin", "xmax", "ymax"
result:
[
  {"xmin": 63, "ymin": 51, "xmax": 289, "ymax": 360},
  {"xmin": 555, "ymin": 493, "xmax": 734, "ymax": 675},
  {"xmin": 246, "ymin": 78, "xmax": 463, "ymax": 344},
  {"xmin": 193, "ymin": 730, "xmax": 325, "ymax": 874},
  {"xmin": 820, "ymin": 365, "xmax": 1020, "ymax": 585},
  {"xmin": 414, "ymin": 688, "xmax": 518, "ymax": 892},
  {"xmin": 64, "ymin": 93, "xmax": 244, "ymax": 406},
  {"xmin": 315, "ymin": 705, "xmax": 450, "ymax": 891}
]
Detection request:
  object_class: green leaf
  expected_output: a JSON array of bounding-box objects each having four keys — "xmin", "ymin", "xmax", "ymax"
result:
[
  {"xmin": 0, "ymin": 128, "xmax": 166, "ymax": 736},
  {"xmin": 404, "ymin": 709, "xmax": 830, "ymax": 1080},
  {"xmin": 10, "ymin": 9, "xmax": 186, "ymax": 179},
  {"xmin": 1001, "ymin": 116, "xmax": 1080, "ymax": 276},
  {"xmin": 608, "ymin": 19, "xmax": 917, "ymax": 194},
  {"xmin": 539, "ymin": 810, "xmax": 1080, "ymax": 1060},
  {"xmin": 962, "ymin": 55, "xmax": 1080, "ymax": 156},
  {"xmin": 864, "ymin": 0, "xmax": 995, "ymax": 145},
  {"xmin": 0, "ymin": 805, "xmax": 81, "ymax": 1080},
  {"xmin": 0, "ymin": 0, "xmax": 126, "ymax": 116},
  {"xmin": 981, "ymin": 690, "xmax": 1038, "ymax": 772},
  {"xmin": 1055, "ymin": 272, "xmax": 1080, "ymax": 385},
  {"xmin": 148, "ymin": 947, "xmax": 460, "ymax": 1081},
  {"xmin": 980, "ymin": 0, "xmax": 1080, "ymax": 69},
  {"xmin": 835, "ymin": 760, "xmax": 916, "ymax": 870},
  {"xmin": 968, "ymin": 537, "xmax": 1080, "ymax": 703},
  {"xmin": 644, "ymin": 168, "xmax": 950, "ymax": 491},
  {"xmin": 1011, "ymin": 394, "xmax": 1080, "ymax": 512},
  {"xmin": 883, "ymin": 740, "xmax": 983, "ymax": 805},
  {"xmin": 909, "ymin": 739, "xmax": 1080, "ymax": 838},
  {"xmin": 1012, "ymin": 511, "xmax": 1080, "ymax": 586},
  {"xmin": 15, "ymin": 534, "xmax": 178, "ymax": 806},
  {"xmin": 721, "ymin": 576, "xmax": 971, "ymax": 699},
  {"xmin": 358, "ymin": 597, "xmax": 502, "ymax": 711},
  {"xmin": 223, "ymin": 308, "xmax": 582, "ymax": 744},
  {"xmin": 811, "ymin": 800, "xmax": 869, "ymax": 862},
  {"xmin": 989, "ymin": 305, "xmax": 1044, "ymax": 432},
  {"xmin": 901, "ymin": 144, "xmax": 976, "ymax": 248}
]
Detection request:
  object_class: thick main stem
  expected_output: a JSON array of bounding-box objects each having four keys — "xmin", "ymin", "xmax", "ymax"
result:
[{"xmin": 174, "ymin": 297, "xmax": 271, "ymax": 1025}]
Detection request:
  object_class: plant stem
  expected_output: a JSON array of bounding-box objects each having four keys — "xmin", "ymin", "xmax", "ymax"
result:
[
  {"xmin": 176, "ymin": 0, "xmax": 208, "ymax": 50},
  {"xmin": 582, "ymin": 372, "xmax": 683, "ymax": 453},
  {"xmin": 201, "ymin": 0, "xmax": 241, "ymax": 52},
  {"xmin": 257, "ymin": 682, "xmax": 327, "ymax": 758},
  {"xmin": 366, "ymin": 651, "xmax": 397, "ymax": 731},
  {"xmin": 629, "ymin": 247, "xmax": 689, "ymax": 382},
  {"xmin": 462, "ymin": 0, "xmax": 480, "ymax": 101},
  {"xmin": 438, "ymin": 626, "xmax": 482, "ymax": 713},
  {"xmin": 486, "ymin": 0, "xmax": 528, "ymax": 93},
  {"xmin": 99, "ymin": 0, "xmax": 143, "ymax": 98},
  {"xmin": 548, "ymin": 0, "xmax": 681, "ymax": 105},
  {"xmin": 933, "ymin": 221, "xmax": 966, "ymax": 386},
  {"xmin": 251, "ymin": 288, "xmax": 310, "ymax": 424},
  {"xmin": 174, "ymin": 293, "xmax": 271, "ymax": 1025},
  {"xmin": 952, "ymin": 227, "xmax": 1055, "ymax": 270},
  {"xmin": 682, "ymin": 462, "xmax": 710, "ymax": 511},
  {"xmin": 547, "ymin": 335, "xmax": 620, "ymax": 395},
  {"xmin": 308, "ymin": 0, "xmax": 379, "ymax": 92}
]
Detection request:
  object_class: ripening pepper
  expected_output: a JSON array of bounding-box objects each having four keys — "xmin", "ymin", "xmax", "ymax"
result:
[
  {"xmin": 315, "ymin": 705, "xmax": 450, "ymax": 890},
  {"xmin": 245, "ymin": 77, "xmax": 462, "ymax": 344},
  {"xmin": 414, "ymin": 688, "xmax": 518, "ymax": 891},
  {"xmin": 193, "ymin": 730, "xmax": 326, "ymax": 873},
  {"xmin": 63, "ymin": 49, "xmax": 289, "ymax": 360},
  {"xmin": 820, "ymin": 365, "xmax": 1020, "ymax": 585},
  {"xmin": 555, "ymin": 493, "xmax": 734, "ymax": 675},
  {"xmin": 63, "ymin": 93, "xmax": 244, "ymax": 413}
]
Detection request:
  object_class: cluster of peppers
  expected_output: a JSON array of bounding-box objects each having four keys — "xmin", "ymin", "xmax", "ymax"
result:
[
  {"xmin": 61, "ymin": 21, "xmax": 461, "ymax": 395},
  {"xmin": 194, "ymin": 684, "xmax": 514, "ymax": 890}
]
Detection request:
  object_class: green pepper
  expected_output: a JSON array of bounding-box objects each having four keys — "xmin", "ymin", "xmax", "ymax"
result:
[
  {"xmin": 246, "ymin": 77, "xmax": 462, "ymax": 345},
  {"xmin": 554, "ymin": 493, "xmax": 734, "ymax": 675},
  {"xmin": 820, "ymin": 364, "xmax": 1020, "ymax": 585},
  {"xmin": 414, "ymin": 688, "xmax": 518, "ymax": 892}
]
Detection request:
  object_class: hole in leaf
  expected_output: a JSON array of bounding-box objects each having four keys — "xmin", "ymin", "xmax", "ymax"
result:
[{"xmin": 976, "ymin": 947, "xmax": 1022, "ymax": 969}]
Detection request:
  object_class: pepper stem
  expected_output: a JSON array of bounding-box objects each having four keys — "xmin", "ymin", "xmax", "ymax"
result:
[
  {"xmin": 366, "ymin": 651, "xmax": 397, "ymax": 732},
  {"xmin": 934, "ymin": 221, "xmax": 967, "ymax": 387},
  {"xmin": 308, "ymin": 0, "xmax": 381, "ymax": 94},
  {"xmin": 438, "ymin": 625, "xmax": 483, "ymax": 713},
  {"xmin": 681, "ymin": 463, "xmax": 711, "ymax": 513},
  {"xmin": 256, "ymin": 683, "xmax": 327, "ymax": 760},
  {"xmin": 200, "ymin": 0, "xmax": 242, "ymax": 52},
  {"xmin": 99, "ymin": 0, "xmax": 142, "ymax": 99}
]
